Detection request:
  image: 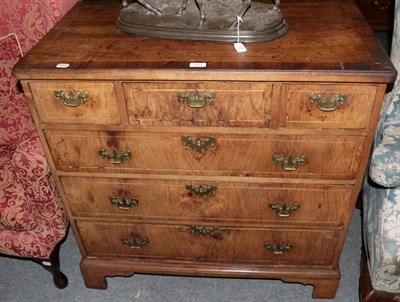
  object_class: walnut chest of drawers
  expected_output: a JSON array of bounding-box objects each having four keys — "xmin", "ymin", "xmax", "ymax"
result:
[{"xmin": 13, "ymin": 0, "xmax": 396, "ymax": 299}]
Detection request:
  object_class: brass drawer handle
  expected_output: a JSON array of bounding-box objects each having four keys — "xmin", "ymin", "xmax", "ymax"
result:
[
  {"xmin": 273, "ymin": 154, "xmax": 308, "ymax": 171},
  {"xmin": 181, "ymin": 135, "xmax": 216, "ymax": 153},
  {"xmin": 269, "ymin": 203, "xmax": 300, "ymax": 217},
  {"xmin": 178, "ymin": 90, "xmax": 216, "ymax": 108},
  {"xmin": 309, "ymin": 93, "xmax": 347, "ymax": 112},
  {"xmin": 180, "ymin": 225, "xmax": 223, "ymax": 240},
  {"xmin": 374, "ymin": 0, "xmax": 390, "ymax": 9},
  {"xmin": 122, "ymin": 237, "xmax": 149, "ymax": 249},
  {"xmin": 264, "ymin": 243, "xmax": 292, "ymax": 255},
  {"xmin": 186, "ymin": 184, "xmax": 217, "ymax": 197},
  {"xmin": 110, "ymin": 196, "xmax": 139, "ymax": 210},
  {"xmin": 54, "ymin": 90, "xmax": 89, "ymax": 107},
  {"xmin": 99, "ymin": 148, "xmax": 131, "ymax": 164}
]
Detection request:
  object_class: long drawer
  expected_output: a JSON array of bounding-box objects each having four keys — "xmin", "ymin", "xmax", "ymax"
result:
[
  {"xmin": 61, "ymin": 176, "xmax": 351, "ymax": 226},
  {"xmin": 77, "ymin": 221, "xmax": 338, "ymax": 266},
  {"xmin": 46, "ymin": 130, "xmax": 365, "ymax": 180}
]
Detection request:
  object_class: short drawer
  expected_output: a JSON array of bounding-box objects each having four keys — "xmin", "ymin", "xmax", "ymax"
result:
[
  {"xmin": 281, "ymin": 83, "xmax": 377, "ymax": 129},
  {"xmin": 123, "ymin": 81, "xmax": 272, "ymax": 127},
  {"xmin": 61, "ymin": 176, "xmax": 351, "ymax": 226},
  {"xmin": 77, "ymin": 221, "xmax": 338, "ymax": 266},
  {"xmin": 46, "ymin": 130, "xmax": 365, "ymax": 180},
  {"xmin": 29, "ymin": 81, "xmax": 121, "ymax": 124}
]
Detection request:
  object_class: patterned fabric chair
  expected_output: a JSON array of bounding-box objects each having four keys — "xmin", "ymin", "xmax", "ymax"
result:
[
  {"xmin": 360, "ymin": 1, "xmax": 400, "ymax": 300},
  {"xmin": 0, "ymin": 0, "xmax": 78, "ymax": 288}
]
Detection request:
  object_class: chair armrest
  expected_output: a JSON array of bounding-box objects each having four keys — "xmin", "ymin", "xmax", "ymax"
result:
[
  {"xmin": 370, "ymin": 124, "xmax": 400, "ymax": 187},
  {"xmin": 13, "ymin": 130, "xmax": 66, "ymax": 226}
]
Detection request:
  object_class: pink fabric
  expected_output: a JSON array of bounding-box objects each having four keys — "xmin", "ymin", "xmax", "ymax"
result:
[
  {"xmin": 0, "ymin": 0, "xmax": 78, "ymax": 54},
  {"xmin": 0, "ymin": 143, "xmax": 37, "ymax": 231},
  {"xmin": 0, "ymin": 0, "xmax": 78, "ymax": 259},
  {"xmin": 0, "ymin": 131, "xmax": 67, "ymax": 258},
  {"xmin": 0, "ymin": 34, "xmax": 35, "ymax": 146}
]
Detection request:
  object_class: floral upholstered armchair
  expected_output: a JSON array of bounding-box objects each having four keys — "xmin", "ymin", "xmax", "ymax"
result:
[
  {"xmin": 360, "ymin": 1, "xmax": 400, "ymax": 300},
  {"xmin": 0, "ymin": 0, "xmax": 78, "ymax": 288}
]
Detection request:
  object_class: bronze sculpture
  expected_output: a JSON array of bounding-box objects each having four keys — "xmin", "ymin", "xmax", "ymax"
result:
[
  {"xmin": 117, "ymin": 0, "xmax": 287, "ymax": 43},
  {"xmin": 176, "ymin": 0, "xmax": 258, "ymax": 29},
  {"xmin": 122, "ymin": 0, "xmax": 162, "ymax": 15}
]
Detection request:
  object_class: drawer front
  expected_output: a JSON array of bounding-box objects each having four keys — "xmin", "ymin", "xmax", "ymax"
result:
[
  {"xmin": 46, "ymin": 130, "xmax": 365, "ymax": 180},
  {"xmin": 77, "ymin": 221, "xmax": 338, "ymax": 266},
  {"xmin": 123, "ymin": 82, "xmax": 272, "ymax": 127},
  {"xmin": 281, "ymin": 84, "xmax": 377, "ymax": 129},
  {"xmin": 62, "ymin": 177, "xmax": 351, "ymax": 226},
  {"xmin": 29, "ymin": 81, "xmax": 121, "ymax": 124}
]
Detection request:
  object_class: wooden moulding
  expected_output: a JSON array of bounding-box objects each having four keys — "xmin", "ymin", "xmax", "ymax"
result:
[
  {"xmin": 117, "ymin": 1, "xmax": 288, "ymax": 43},
  {"xmin": 80, "ymin": 258, "xmax": 340, "ymax": 299}
]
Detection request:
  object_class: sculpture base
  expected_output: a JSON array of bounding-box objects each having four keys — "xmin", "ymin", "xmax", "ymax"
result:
[{"xmin": 117, "ymin": 1, "xmax": 288, "ymax": 43}]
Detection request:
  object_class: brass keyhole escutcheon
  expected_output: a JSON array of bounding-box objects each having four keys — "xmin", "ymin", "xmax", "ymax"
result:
[
  {"xmin": 180, "ymin": 225, "xmax": 224, "ymax": 240},
  {"xmin": 181, "ymin": 135, "xmax": 217, "ymax": 154},
  {"xmin": 99, "ymin": 148, "xmax": 131, "ymax": 164},
  {"xmin": 186, "ymin": 184, "xmax": 217, "ymax": 197},
  {"xmin": 264, "ymin": 243, "xmax": 292, "ymax": 255},
  {"xmin": 110, "ymin": 196, "xmax": 139, "ymax": 210},
  {"xmin": 121, "ymin": 237, "xmax": 149, "ymax": 249}
]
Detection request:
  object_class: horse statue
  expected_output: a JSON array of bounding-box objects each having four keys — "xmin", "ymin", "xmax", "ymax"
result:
[
  {"xmin": 176, "ymin": 0, "xmax": 252, "ymax": 29},
  {"xmin": 121, "ymin": 0, "xmax": 162, "ymax": 15},
  {"xmin": 121, "ymin": 0, "xmax": 283, "ymax": 31}
]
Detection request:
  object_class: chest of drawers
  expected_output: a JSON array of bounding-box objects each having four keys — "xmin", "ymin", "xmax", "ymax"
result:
[{"xmin": 13, "ymin": 0, "xmax": 396, "ymax": 299}]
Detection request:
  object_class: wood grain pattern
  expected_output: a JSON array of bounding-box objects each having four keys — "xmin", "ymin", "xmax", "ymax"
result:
[
  {"xmin": 45, "ymin": 130, "xmax": 365, "ymax": 179},
  {"xmin": 77, "ymin": 221, "xmax": 338, "ymax": 266},
  {"xmin": 30, "ymin": 81, "xmax": 121, "ymax": 124},
  {"xmin": 13, "ymin": 1, "xmax": 396, "ymax": 83},
  {"xmin": 124, "ymin": 81, "xmax": 272, "ymax": 127},
  {"xmin": 281, "ymin": 83, "xmax": 377, "ymax": 129},
  {"xmin": 60, "ymin": 176, "xmax": 351, "ymax": 226},
  {"xmin": 79, "ymin": 257, "xmax": 341, "ymax": 298}
]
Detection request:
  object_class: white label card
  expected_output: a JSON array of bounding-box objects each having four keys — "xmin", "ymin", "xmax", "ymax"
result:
[
  {"xmin": 189, "ymin": 62, "xmax": 207, "ymax": 68},
  {"xmin": 56, "ymin": 63, "xmax": 70, "ymax": 68},
  {"xmin": 234, "ymin": 43, "xmax": 247, "ymax": 53}
]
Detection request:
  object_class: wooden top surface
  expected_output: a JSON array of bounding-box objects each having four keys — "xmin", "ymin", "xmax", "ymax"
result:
[{"xmin": 14, "ymin": 0, "xmax": 396, "ymax": 83}]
